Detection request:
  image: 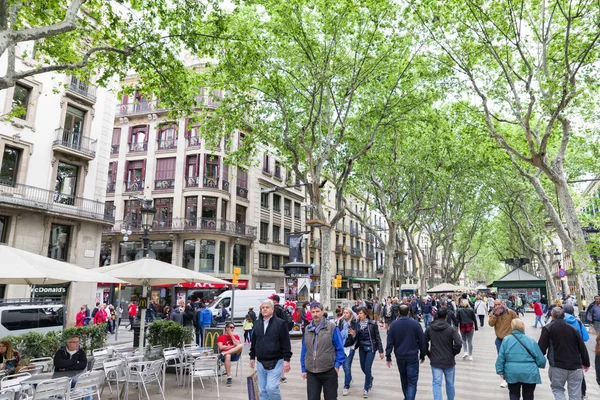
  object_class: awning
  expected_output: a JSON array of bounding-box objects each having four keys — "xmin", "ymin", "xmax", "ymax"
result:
[{"xmin": 348, "ymin": 277, "xmax": 380, "ymax": 283}]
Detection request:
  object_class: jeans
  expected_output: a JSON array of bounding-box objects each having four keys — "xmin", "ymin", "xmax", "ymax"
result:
[
  {"xmin": 342, "ymin": 349, "xmax": 355, "ymax": 389},
  {"xmin": 358, "ymin": 347, "xmax": 376, "ymax": 391},
  {"xmin": 396, "ymin": 358, "xmax": 419, "ymax": 400},
  {"xmin": 256, "ymin": 359, "xmax": 284, "ymax": 400},
  {"xmin": 195, "ymin": 327, "xmax": 204, "ymax": 346},
  {"xmin": 460, "ymin": 330, "xmax": 474, "ymax": 355},
  {"xmin": 593, "ymin": 320, "xmax": 600, "ymax": 334},
  {"xmin": 431, "ymin": 366, "xmax": 455, "ymax": 400},
  {"xmin": 495, "ymin": 337, "xmax": 503, "ymax": 354},
  {"xmin": 548, "ymin": 366, "xmax": 583, "ymax": 400},
  {"xmin": 477, "ymin": 315, "xmax": 484, "ymax": 327},
  {"xmin": 533, "ymin": 315, "xmax": 544, "ymax": 328},
  {"xmin": 507, "ymin": 382, "xmax": 535, "ymax": 400},
  {"xmin": 306, "ymin": 368, "xmax": 338, "ymax": 400},
  {"xmin": 423, "ymin": 313, "xmax": 432, "ymax": 329}
]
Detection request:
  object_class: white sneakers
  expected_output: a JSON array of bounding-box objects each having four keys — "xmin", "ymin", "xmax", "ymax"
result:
[
  {"xmin": 342, "ymin": 388, "xmax": 349, "ymax": 396},
  {"xmin": 468, "ymin": 356, "xmax": 473, "ymax": 361},
  {"xmin": 462, "ymin": 352, "xmax": 469, "ymax": 359},
  {"xmin": 500, "ymin": 380, "xmax": 508, "ymax": 388}
]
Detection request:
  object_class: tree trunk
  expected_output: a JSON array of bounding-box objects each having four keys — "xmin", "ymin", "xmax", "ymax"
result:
[
  {"xmin": 539, "ymin": 251, "xmax": 559, "ymax": 301},
  {"xmin": 380, "ymin": 224, "xmax": 396, "ymax": 299},
  {"xmin": 319, "ymin": 226, "xmax": 333, "ymax": 310}
]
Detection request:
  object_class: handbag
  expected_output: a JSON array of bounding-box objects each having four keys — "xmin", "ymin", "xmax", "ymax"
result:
[
  {"xmin": 259, "ymin": 359, "xmax": 279, "ymax": 370},
  {"xmin": 510, "ymin": 334, "xmax": 536, "ymax": 361},
  {"xmin": 247, "ymin": 372, "xmax": 259, "ymax": 400}
]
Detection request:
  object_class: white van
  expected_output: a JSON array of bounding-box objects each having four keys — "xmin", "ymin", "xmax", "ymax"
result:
[
  {"xmin": 0, "ymin": 304, "xmax": 65, "ymax": 338},
  {"xmin": 209, "ymin": 290, "xmax": 276, "ymax": 320}
]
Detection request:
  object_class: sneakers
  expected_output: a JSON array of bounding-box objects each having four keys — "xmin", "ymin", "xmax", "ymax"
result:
[
  {"xmin": 226, "ymin": 377, "xmax": 232, "ymax": 387},
  {"xmin": 468, "ymin": 356, "xmax": 473, "ymax": 361},
  {"xmin": 363, "ymin": 390, "xmax": 369, "ymax": 398},
  {"xmin": 342, "ymin": 388, "xmax": 349, "ymax": 396},
  {"xmin": 500, "ymin": 380, "xmax": 508, "ymax": 388},
  {"xmin": 280, "ymin": 377, "xmax": 287, "ymax": 383},
  {"xmin": 462, "ymin": 352, "xmax": 469, "ymax": 359}
]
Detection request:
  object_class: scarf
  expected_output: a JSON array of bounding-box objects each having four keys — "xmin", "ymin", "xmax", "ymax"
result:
[{"xmin": 307, "ymin": 319, "xmax": 325, "ymax": 353}]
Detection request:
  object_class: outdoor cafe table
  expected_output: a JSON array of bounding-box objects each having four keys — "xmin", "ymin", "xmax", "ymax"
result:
[{"xmin": 19, "ymin": 370, "xmax": 84, "ymax": 386}]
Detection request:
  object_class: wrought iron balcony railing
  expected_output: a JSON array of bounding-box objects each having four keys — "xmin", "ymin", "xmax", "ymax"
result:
[
  {"xmin": 53, "ymin": 129, "xmax": 96, "ymax": 159},
  {"xmin": 105, "ymin": 217, "xmax": 257, "ymax": 238},
  {"xmin": 66, "ymin": 76, "xmax": 97, "ymax": 101},
  {"xmin": 154, "ymin": 179, "xmax": 175, "ymax": 190}
]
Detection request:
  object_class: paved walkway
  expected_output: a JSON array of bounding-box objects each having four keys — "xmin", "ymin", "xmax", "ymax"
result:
[{"xmin": 101, "ymin": 313, "xmax": 600, "ymax": 399}]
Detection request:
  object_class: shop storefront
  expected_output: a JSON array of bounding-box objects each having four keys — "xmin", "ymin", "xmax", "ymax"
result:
[{"xmin": 31, "ymin": 284, "xmax": 69, "ymax": 303}]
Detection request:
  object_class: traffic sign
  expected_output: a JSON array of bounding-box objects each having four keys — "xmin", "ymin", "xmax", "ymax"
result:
[{"xmin": 558, "ymin": 268, "xmax": 566, "ymax": 278}]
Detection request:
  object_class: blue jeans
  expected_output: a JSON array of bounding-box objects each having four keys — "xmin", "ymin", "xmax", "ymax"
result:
[
  {"xmin": 256, "ymin": 359, "xmax": 284, "ymax": 400},
  {"xmin": 342, "ymin": 349, "xmax": 355, "ymax": 389},
  {"xmin": 431, "ymin": 366, "xmax": 455, "ymax": 400},
  {"xmin": 495, "ymin": 337, "xmax": 502, "ymax": 354},
  {"xmin": 358, "ymin": 347, "xmax": 376, "ymax": 391},
  {"xmin": 534, "ymin": 315, "xmax": 544, "ymax": 328},
  {"xmin": 423, "ymin": 313, "xmax": 432, "ymax": 328},
  {"xmin": 396, "ymin": 358, "xmax": 419, "ymax": 400}
]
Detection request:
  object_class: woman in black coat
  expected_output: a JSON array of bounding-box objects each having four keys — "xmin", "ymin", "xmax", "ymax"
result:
[
  {"xmin": 354, "ymin": 307, "xmax": 384, "ymax": 397},
  {"xmin": 456, "ymin": 298, "xmax": 478, "ymax": 361}
]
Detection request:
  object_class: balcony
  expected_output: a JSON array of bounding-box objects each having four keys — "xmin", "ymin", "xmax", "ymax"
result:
[
  {"xmin": 157, "ymin": 139, "xmax": 177, "ymax": 151},
  {"xmin": 53, "ymin": 129, "xmax": 96, "ymax": 160},
  {"xmin": 365, "ymin": 232, "xmax": 375, "ymax": 242},
  {"xmin": 105, "ymin": 217, "xmax": 257, "ymax": 239},
  {"xmin": 187, "ymin": 136, "xmax": 201, "ymax": 148},
  {"xmin": 365, "ymin": 250, "xmax": 375, "ymax": 260},
  {"xmin": 222, "ymin": 180, "xmax": 229, "ymax": 192},
  {"xmin": 283, "ymin": 208, "xmax": 291, "ymax": 217},
  {"xmin": 335, "ymin": 244, "xmax": 348, "ymax": 254},
  {"xmin": 116, "ymin": 100, "xmax": 164, "ymax": 116},
  {"xmin": 106, "ymin": 182, "xmax": 116, "ymax": 193},
  {"xmin": 128, "ymin": 142, "xmax": 148, "ymax": 153},
  {"xmin": 0, "ymin": 181, "xmax": 113, "ymax": 223},
  {"xmin": 111, "ymin": 145, "xmax": 119, "ymax": 155},
  {"xmin": 185, "ymin": 176, "xmax": 199, "ymax": 188},
  {"xmin": 203, "ymin": 177, "xmax": 219, "ymax": 189},
  {"xmin": 124, "ymin": 180, "xmax": 144, "ymax": 192},
  {"xmin": 350, "ymin": 226, "xmax": 360, "ymax": 237},
  {"xmin": 236, "ymin": 186, "xmax": 248, "ymax": 199},
  {"xmin": 154, "ymin": 179, "xmax": 175, "ymax": 190},
  {"xmin": 350, "ymin": 247, "xmax": 362, "ymax": 257},
  {"xmin": 310, "ymin": 238, "xmax": 321, "ymax": 248},
  {"xmin": 66, "ymin": 76, "xmax": 96, "ymax": 103}
]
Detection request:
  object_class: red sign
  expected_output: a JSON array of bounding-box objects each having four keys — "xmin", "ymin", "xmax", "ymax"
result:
[{"xmin": 98, "ymin": 280, "xmax": 248, "ymax": 289}]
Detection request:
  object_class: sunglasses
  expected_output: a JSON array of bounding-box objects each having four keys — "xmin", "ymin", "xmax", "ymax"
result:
[{"xmin": 227, "ymin": 325, "xmax": 235, "ymax": 329}]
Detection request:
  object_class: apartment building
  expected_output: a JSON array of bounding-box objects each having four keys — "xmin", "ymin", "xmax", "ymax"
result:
[{"xmin": 0, "ymin": 44, "xmax": 116, "ymax": 317}]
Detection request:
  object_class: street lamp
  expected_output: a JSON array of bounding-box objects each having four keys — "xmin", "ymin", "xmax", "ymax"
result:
[
  {"xmin": 140, "ymin": 199, "xmax": 156, "ymax": 257},
  {"xmin": 554, "ymin": 248, "xmax": 566, "ymax": 298}
]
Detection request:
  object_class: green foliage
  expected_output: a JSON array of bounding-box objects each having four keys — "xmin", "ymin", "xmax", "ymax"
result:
[
  {"xmin": 146, "ymin": 320, "xmax": 192, "ymax": 349},
  {"xmin": 0, "ymin": 325, "xmax": 107, "ymax": 360}
]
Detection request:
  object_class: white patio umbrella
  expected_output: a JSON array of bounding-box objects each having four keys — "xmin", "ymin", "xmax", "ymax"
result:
[
  {"xmin": 426, "ymin": 282, "xmax": 465, "ymax": 294},
  {"xmin": 0, "ymin": 244, "xmax": 126, "ymax": 285},
  {"xmin": 98, "ymin": 257, "xmax": 231, "ymax": 351}
]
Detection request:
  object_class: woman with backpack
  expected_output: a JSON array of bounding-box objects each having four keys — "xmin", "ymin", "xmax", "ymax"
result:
[{"xmin": 456, "ymin": 299, "xmax": 478, "ymax": 361}]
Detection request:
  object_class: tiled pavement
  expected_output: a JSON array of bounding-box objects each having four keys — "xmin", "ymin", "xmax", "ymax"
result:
[{"xmin": 103, "ymin": 313, "xmax": 600, "ymax": 399}]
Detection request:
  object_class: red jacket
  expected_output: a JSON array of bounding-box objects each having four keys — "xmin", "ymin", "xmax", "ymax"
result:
[
  {"xmin": 128, "ymin": 304, "xmax": 137, "ymax": 317},
  {"xmin": 533, "ymin": 302, "xmax": 543, "ymax": 316},
  {"xmin": 75, "ymin": 311, "xmax": 86, "ymax": 326},
  {"xmin": 94, "ymin": 309, "xmax": 107, "ymax": 324}
]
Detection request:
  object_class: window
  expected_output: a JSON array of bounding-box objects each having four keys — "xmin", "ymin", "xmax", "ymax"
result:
[
  {"xmin": 284, "ymin": 199, "xmax": 291, "ymax": 216},
  {"xmin": 185, "ymin": 155, "xmax": 199, "ymax": 186},
  {"xmin": 155, "ymin": 157, "xmax": 176, "ymax": 190},
  {"xmin": 48, "ymin": 224, "xmax": 71, "ymax": 261},
  {"xmin": 202, "ymin": 196, "xmax": 217, "ymax": 218},
  {"xmin": 154, "ymin": 198, "xmax": 173, "ymax": 228},
  {"xmin": 0, "ymin": 215, "xmax": 9, "ymax": 243},
  {"xmin": 186, "ymin": 119, "xmax": 201, "ymax": 147},
  {"xmin": 128, "ymin": 125, "xmax": 148, "ymax": 152},
  {"xmin": 273, "ymin": 225, "xmax": 280, "ymax": 243},
  {"xmin": 107, "ymin": 162, "xmax": 117, "ymax": 192},
  {"xmin": 219, "ymin": 241, "xmax": 225, "ymax": 272},
  {"xmin": 124, "ymin": 200, "xmax": 141, "ymax": 228},
  {"xmin": 0, "ymin": 146, "xmax": 21, "ymax": 185},
  {"xmin": 149, "ymin": 240, "xmax": 173, "ymax": 263},
  {"xmin": 1, "ymin": 307, "xmax": 64, "ymax": 331},
  {"xmin": 274, "ymin": 161, "xmax": 282, "ymax": 179},
  {"xmin": 284, "ymin": 228, "xmax": 291, "ymax": 245},
  {"xmin": 104, "ymin": 201, "xmax": 115, "ymax": 220},
  {"xmin": 233, "ymin": 244, "xmax": 247, "ymax": 273},
  {"xmin": 204, "ymin": 155, "xmax": 219, "ymax": 188},
  {"xmin": 273, "ymin": 194, "xmax": 281, "ymax": 212},
  {"xmin": 237, "ymin": 168, "xmax": 248, "ymax": 196},
  {"xmin": 236, "ymin": 205, "xmax": 246, "ymax": 225},
  {"xmin": 54, "ymin": 162, "xmax": 79, "ymax": 205},
  {"xmin": 199, "ymin": 239, "xmax": 216, "ymax": 272},
  {"xmin": 12, "ymin": 83, "xmax": 31, "ymax": 119},
  {"xmin": 272, "ymin": 255, "xmax": 281, "ymax": 270},
  {"xmin": 124, "ymin": 160, "xmax": 145, "ymax": 191},
  {"xmin": 157, "ymin": 125, "xmax": 177, "ymax": 150},
  {"xmin": 285, "ymin": 170, "xmax": 292, "ymax": 185},
  {"xmin": 221, "ymin": 199, "xmax": 228, "ymax": 220},
  {"xmin": 63, "ymin": 105, "xmax": 85, "ymax": 147},
  {"xmin": 261, "ymin": 192, "xmax": 269, "ymax": 209},
  {"xmin": 260, "ymin": 222, "xmax": 269, "ymax": 242},
  {"xmin": 294, "ymin": 202, "xmax": 301, "ymax": 218},
  {"xmin": 185, "ymin": 197, "xmax": 197, "ymax": 225},
  {"xmin": 183, "ymin": 239, "xmax": 196, "ymax": 270},
  {"xmin": 259, "ymin": 253, "xmax": 269, "ymax": 269},
  {"xmin": 99, "ymin": 241, "xmax": 111, "ymax": 266},
  {"xmin": 263, "ymin": 154, "xmax": 270, "ymax": 172}
]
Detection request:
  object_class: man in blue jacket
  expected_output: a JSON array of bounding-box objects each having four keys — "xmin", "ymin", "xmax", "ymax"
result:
[
  {"xmin": 195, "ymin": 303, "xmax": 214, "ymax": 346},
  {"xmin": 421, "ymin": 297, "xmax": 433, "ymax": 329},
  {"xmin": 385, "ymin": 305, "xmax": 426, "ymax": 400},
  {"xmin": 300, "ymin": 303, "xmax": 345, "ymax": 400}
]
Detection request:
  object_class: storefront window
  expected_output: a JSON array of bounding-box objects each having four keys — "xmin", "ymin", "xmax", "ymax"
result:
[
  {"xmin": 199, "ymin": 239, "xmax": 216, "ymax": 272},
  {"xmin": 233, "ymin": 244, "xmax": 247, "ymax": 274},
  {"xmin": 219, "ymin": 241, "xmax": 225, "ymax": 272},
  {"xmin": 48, "ymin": 224, "xmax": 71, "ymax": 261},
  {"xmin": 99, "ymin": 241, "xmax": 112, "ymax": 267},
  {"xmin": 183, "ymin": 239, "xmax": 196, "ymax": 270},
  {"xmin": 150, "ymin": 240, "xmax": 173, "ymax": 263},
  {"xmin": 119, "ymin": 241, "xmax": 142, "ymax": 262}
]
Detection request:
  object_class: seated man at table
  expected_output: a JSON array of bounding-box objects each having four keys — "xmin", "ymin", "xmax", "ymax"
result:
[
  {"xmin": 54, "ymin": 335, "xmax": 87, "ymax": 372},
  {"xmin": 218, "ymin": 322, "xmax": 244, "ymax": 387}
]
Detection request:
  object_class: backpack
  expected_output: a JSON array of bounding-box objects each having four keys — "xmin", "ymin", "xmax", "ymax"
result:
[{"xmin": 276, "ymin": 304, "xmax": 295, "ymax": 331}]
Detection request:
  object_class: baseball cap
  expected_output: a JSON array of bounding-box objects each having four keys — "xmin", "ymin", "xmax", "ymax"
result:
[{"xmin": 269, "ymin": 294, "xmax": 280, "ymax": 302}]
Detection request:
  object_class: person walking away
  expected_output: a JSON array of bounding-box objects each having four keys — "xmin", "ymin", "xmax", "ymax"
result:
[
  {"xmin": 249, "ymin": 300, "xmax": 292, "ymax": 400},
  {"xmin": 338, "ymin": 307, "xmax": 358, "ymax": 396},
  {"xmin": 563, "ymin": 304, "xmax": 589, "ymax": 399},
  {"xmin": 373, "ymin": 299, "xmax": 382, "ymax": 323},
  {"xmin": 300, "ymin": 303, "xmax": 345, "ymax": 400},
  {"xmin": 538, "ymin": 307, "xmax": 590, "ymax": 399},
  {"xmin": 248, "ymin": 306, "xmax": 258, "ymax": 323},
  {"xmin": 531, "ymin": 300, "xmax": 544, "ymax": 328},
  {"xmin": 385, "ymin": 305, "xmax": 426, "ymax": 400},
  {"xmin": 183, "ymin": 300, "xmax": 194, "ymax": 327},
  {"xmin": 243, "ymin": 314, "xmax": 254, "ymax": 344},
  {"xmin": 489, "ymin": 298, "xmax": 518, "ymax": 388},
  {"xmin": 474, "ymin": 296, "xmax": 486, "ymax": 328},
  {"xmin": 540, "ymin": 295, "xmax": 548, "ymax": 314},
  {"xmin": 410, "ymin": 298, "xmax": 420, "ymax": 321},
  {"xmin": 216, "ymin": 303, "xmax": 229, "ymax": 327},
  {"xmin": 495, "ymin": 318, "xmax": 546, "ymax": 400},
  {"xmin": 199, "ymin": 303, "xmax": 213, "ymax": 345},
  {"xmin": 437, "ymin": 301, "xmax": 458, "ymax": 329},
  {"xmin": 91, "ymin": 302, "xmax": 100, "ymax": 320},
  {"xmin": 424, "ymin": 307, "xmax": 463, "ymax": 400},
  {"xmin": 486, "ymin": 295, "xmax": 495, "ymax": 313},
  {"xmin": 75, "ymin": 306, "xmax": 87, "ymax": 327},
  {"xmin": 456, "ymin": 299, "xmax": 478, "ymax": 361},
  {"xmin": 354, "ymin": 307, "xmax": 384, "ymax": 398},
  {"xmin": 516, "ymin": 295, "xmax": 525, "ymax": 317},
  {"xmin": 127, "ymin": 301, "xmax": 137, "ymax": 330},
  {"xmin": 584, "ymin": 295, "xmax": 600, "ymax": 334},
  {"xmin": 170, "ymin": 301, "xmax": 184, "ymax": 325},
  {"xmin": 422, "ymin": 297, "xmax": 434, "ymax": 329}
]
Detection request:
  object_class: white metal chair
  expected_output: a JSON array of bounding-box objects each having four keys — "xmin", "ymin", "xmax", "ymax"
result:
[
  {"xmin": 28, "ymin": 358, "xmax": 53, "ymax": 373},
  {"xmin": 126, "ymin": 360, "xmax": 165, "ymax": 400},
  {"xmin": 16, "ymin": 365, "xmax": 43, "ymax": 375},
  {"xmin": 102, "ymin": 359, "xmax": 127, "ymax": 398},
  {"xmin": 92, "ymin": 348, "xmax": 110, "ymax": 357},
  {"xmin": 31, "ymin": 377, "xmax": 70, "ymax": 400},
  {"xmin": 0, "ymin": 373, "xmax": 31, "ymax": 392},
  {"xmin": 190, "ymin": 355, "xmax": 219, "ymax": 399},
  {"xmin": 69, "ymin": 370, "xmax": 105, "ymax": 400},
  {"xmin": 162, "ymin": 348, "xmax": 183, "ymax": 386},
  {"xmin": 0, "ymin": 388, "xmax": 14, "ymax": 400}
]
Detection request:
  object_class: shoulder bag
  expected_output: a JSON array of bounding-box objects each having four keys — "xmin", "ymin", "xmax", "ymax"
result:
[{"xmin": 510, "ymin": 333, "xmax": 536, "ymax": 361}]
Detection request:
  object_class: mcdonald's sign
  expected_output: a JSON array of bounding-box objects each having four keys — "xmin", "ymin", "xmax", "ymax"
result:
[{"xmin": 203, "ymin": 328, "xmax": 224, "ymax": 353}]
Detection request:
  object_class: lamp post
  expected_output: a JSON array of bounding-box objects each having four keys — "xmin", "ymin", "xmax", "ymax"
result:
[
  {"xmin": 555, "ymin": 249, "xmax": 566, "ymax": 299},
  {"xmin": 140, "ymin": 199, "xmax": 156, "ymax": 257}
]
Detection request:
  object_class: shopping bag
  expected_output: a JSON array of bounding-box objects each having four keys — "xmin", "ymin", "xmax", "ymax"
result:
[{"xmin": 247, "ymin": 371, "xmax": 259, "ymax": 400}]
